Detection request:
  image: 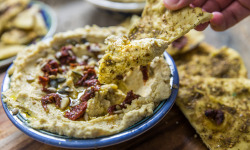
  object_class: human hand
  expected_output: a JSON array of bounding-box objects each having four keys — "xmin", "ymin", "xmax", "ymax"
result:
[{"xmin": 163, "ymin": 0, "xmax": 250, "ymax": 31}]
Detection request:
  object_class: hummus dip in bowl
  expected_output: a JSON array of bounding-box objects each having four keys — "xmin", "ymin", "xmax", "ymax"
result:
[{"xmin": 1, "ymin": 26, "xmax": 179, "ymax": 148}]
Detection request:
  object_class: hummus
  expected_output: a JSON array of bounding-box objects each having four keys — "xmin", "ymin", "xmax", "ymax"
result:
[{"xmin": 3, "ymin": 25, "xmax": 171, "ymax": 138}]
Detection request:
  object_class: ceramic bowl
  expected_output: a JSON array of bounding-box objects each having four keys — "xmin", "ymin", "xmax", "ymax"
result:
[{"xmin": 1, "ymin": 52, "xmax": 179, "ymax": 149}]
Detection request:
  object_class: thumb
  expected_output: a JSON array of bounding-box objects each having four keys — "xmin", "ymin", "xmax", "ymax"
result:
[{"xmin": 164, "ymin": 0, "xmax": 194, "ymax": 10}]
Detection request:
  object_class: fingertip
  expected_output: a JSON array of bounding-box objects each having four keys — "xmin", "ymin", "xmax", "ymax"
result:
[
  {"xmin": 195, "ymin": 22, "xmax": 209, "ymax": 31},
  {"xmin": 163, "ymin": 0, "xmax": 179, "ymax": 10},
  {"xmin": 210, "ymin": 12, "xmax": 226, "ymax": 31},
  {"xmin": 210, "ymin": 12, "xmax": 223, "ymax": 25},
  {"xmin": 164, "ymin": 0, "xmax": 193, "ymax": 10}
]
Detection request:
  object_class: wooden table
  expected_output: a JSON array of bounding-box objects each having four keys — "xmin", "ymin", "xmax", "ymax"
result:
[{"xmin": 0, "ymin": 0, "xmax": 250, "ymax": 149}]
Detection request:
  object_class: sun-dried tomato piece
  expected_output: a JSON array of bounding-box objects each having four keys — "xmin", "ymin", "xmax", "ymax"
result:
[
  {"xmin": 41, "ymin": 93, "xmax": 61, "ymax": 112},
  {"xmin": 56, "ymin": 46, "xmax": 76, "ymax": 65},
  {"xmin": 205, "ymin": 109, "xmax": 225, "ymax": 125},
  {"xmin": 83, "ymin": 68, "xmax": 96, "ymax": 79},
  {"xmin": 64, "ymin": 101, "xmax": 87, "ymax": 120},
  {"xmin": 39, "ymin": 76, "xmax": 49, "ymax": 89},
  {"xmin": 108, "ymin": 90, "xmax": 140, "ymax": 114},
  {"xmin": 83, "ymin": 79, "xmax": 100, "ymax": 87},
  {"xmin": 80, "ymin": 87, "xmax": 96, "ymax": 102},
  {"xmin": 75, "ymin": 68, "xmax": 100, "ymax": 87},
  {"xmin": 75, "ymin": 74, "xmax": 87, "ymax": 86},
  {"xmin": 41, "ymin": 60, "xmax": 61, "ymax": 76},
  {"xmin": 140, "ymin": 65, "xmax": 149, "ymax": 82},
  {"xmin": 172, "ymin": 36, "xmax": 188, "ymax": 50},
  {"xmin": 122, "ymin": 90, "xmax": 140, "ymax": 106},
  {"xmin": 108, "ymin": 105, "xmax": 117, "ymax": 115}
]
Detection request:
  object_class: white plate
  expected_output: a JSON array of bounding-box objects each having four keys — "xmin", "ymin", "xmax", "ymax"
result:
[{"xmin": 86, "ymin": 0, "xmax": 145, "ymax": 13}]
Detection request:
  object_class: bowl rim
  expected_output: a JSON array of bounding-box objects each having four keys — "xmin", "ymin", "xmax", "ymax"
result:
[{"xmin": 1, "ymin": 52, "xmax": 179, "ymax": 149}]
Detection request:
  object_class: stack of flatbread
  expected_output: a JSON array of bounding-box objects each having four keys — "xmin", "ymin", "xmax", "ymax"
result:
[{"xmin": 0, "ymin": 0, "xmax": 47, "ymax": 60}]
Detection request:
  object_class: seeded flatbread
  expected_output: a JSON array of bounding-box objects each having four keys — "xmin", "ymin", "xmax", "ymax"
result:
[
  {"xmin": 122, "ymin": 17, "xmax": 204, "ymax": 56},
  {"xmin": 98, "ymin": 0, "xmax": 212, "ymax": 84},
  {"xmin": 129, "ymin": 0, "xmax": 212, "ymax": 42},
  {"xmin": 173, "ymin": 43, "xmax": 248, "ymax": 78},
  {"xmin": 176, "ymin": 76, "xmax": 250, "ymax": 150},
  {"xmin": 167, "ymin": 30, "xmax": 204, "ymax": 56}
]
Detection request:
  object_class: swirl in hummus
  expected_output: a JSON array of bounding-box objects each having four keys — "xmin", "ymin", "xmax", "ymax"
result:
[{"xmin": 3, "ymin": 25, "xmax": 171, "ymax": 138}]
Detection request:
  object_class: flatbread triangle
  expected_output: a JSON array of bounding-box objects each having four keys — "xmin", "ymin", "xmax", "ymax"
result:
[{"xmin": 98, "ymin": 0, "xmax": 212, "ymax": 84}]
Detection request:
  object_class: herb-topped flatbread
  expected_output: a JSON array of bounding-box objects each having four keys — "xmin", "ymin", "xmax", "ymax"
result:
[
  {"xmin": 129, "ymin": 0, "xmax": 212, "ymax": 42},
  {"xmin": 122, "ymin": 17, "xmax": 205, "ymax": 56},
  {"xmin": 174, "ymin": 43, "xmax": 248, "ymax": 78},
  {"xmin": 98, "ymin": 0, "xmax": 212, "ymax": 84},
  {"xmin": 176, "ymin": 76, "xmax": 250, "ymax": 150}
]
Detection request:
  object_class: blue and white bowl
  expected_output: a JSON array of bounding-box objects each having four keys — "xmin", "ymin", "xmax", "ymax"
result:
[{"xmin": 1, "ymin": 52, "xmax": 179, "ymax": 149}]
